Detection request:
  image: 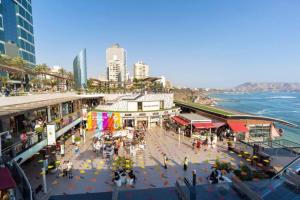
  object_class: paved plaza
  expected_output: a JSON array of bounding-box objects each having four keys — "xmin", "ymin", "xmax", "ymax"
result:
[{"xmin": 22, "ymin": 127, "xmax": 244, "ymax": 199}]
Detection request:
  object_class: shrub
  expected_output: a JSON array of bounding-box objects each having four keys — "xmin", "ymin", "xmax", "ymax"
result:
[
  {"xmin": 75, "ymin": 137, "xmax": 81, "ymax": 142},
  {"xmin": 215, "ymin": 159, "xmax": 232, "ymax": 172},
  {"xmin": 35, "ymin": 127, "xmax": 44, "ymax": 134},
  {"xmin": 253, "ymin": 171, "xmax": 268, "ymax": 179}
]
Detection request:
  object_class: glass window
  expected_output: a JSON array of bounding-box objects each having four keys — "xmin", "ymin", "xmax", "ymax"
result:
[
  {"xmin": 0, "ymin": 16, "xmax": 3, "ymax": 28},
  {"xmin": 0, "ymin": 43, "xmax": 5, "ymax": 54},
  {"xmin": 249, "ymin": 125, "xmax": 270, "ymax": 139}
]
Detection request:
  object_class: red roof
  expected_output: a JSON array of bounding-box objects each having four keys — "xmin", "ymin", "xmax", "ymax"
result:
[
  {"xmin": 193, "ymin": 122, "xmax": 225, "ymax": 129},
  {"xmin": 172, "ymin": 116, "xmax": 189, "ymax": 126},
  {"xmin": 0, "ymin": 168, "xmax": 16, "ymax": 190},
  {"xmin": 228, "ymin": 121, "xmax": 248, "ymax": 133}
]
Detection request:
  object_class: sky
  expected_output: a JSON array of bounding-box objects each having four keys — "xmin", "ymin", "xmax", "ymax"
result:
[{"xmin": 33, "ymin": 0, "xmax": 300, "ymax": 88}]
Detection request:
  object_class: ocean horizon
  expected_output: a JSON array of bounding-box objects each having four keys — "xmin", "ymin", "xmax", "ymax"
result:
[{"xmin": 211, "ymin": 91, "xmax": 300, "ymax": 143}]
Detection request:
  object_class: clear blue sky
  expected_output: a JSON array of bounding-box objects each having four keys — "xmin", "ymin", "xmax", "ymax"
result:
[{"xmin": 33, "ymin": 0, "xmax": 300, "ymax": 88}]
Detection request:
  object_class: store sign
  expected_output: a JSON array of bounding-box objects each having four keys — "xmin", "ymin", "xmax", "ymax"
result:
[
  {"xmin": 47, "ymin": 124, "xmax": 56, "ymax": 145},
  {"xmin": 142, "ymin": 101, "xmax": 160, "ymax": 111},
  {"xmin": 82, "ymin": 108, "xmax": 88, "ymax": 120}
]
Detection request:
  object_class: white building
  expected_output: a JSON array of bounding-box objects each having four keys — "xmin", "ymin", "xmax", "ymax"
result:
[
  {"xmin": 95, "ymin": 93, "xmax": 179, "ymax": 128},
  {"xmin": 106, "ymin": 44, "xmax": 127, "ymax": 83},
  {"xmin": 133, "ymin": 61, "xmax": 149, "ymax": 80}
]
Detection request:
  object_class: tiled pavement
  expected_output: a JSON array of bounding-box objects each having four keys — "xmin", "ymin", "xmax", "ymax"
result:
[{"xmin": 22, "ymin": 127, "xmax": 245, "ymax": 200}]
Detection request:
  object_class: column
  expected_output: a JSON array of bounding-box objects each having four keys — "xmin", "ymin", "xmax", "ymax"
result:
[
  {"xmin": 47, "ymin": 106, "xmax": 51, "ymax": 123},
  {"xmin": 59, "ymin": 103, "xmax": 63, "ymax": 118},
  {"xmin": 147, "ymin": 117, "xmax": 151, "ymax": 129}
]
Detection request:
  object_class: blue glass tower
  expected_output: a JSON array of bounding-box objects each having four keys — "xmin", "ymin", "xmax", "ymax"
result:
[
  {"xmin": 0, "ymin": 0, "xmax": 36, "ymax": 66},
  {"xmin": 73, "ymin": 49, "xmax": 87, "ymax": 90}
]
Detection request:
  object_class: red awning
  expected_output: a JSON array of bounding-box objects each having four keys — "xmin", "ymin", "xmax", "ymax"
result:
[
  {"xmin": 228, "ymin": 121, "xmax": 248, "ymax": 133},
  {"xmin": 172, "ymin": 116, "xmax": 189, "ymax": 126},
  {"xmin": 0, "ymin": 168, "xmax": 16, "ymax": 190},
  {"xmin": 193, "ymin": 122, "xmax": 225, "ymax": 129}
]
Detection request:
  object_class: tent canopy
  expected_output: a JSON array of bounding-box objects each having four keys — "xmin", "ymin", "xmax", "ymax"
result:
[
  {"xmin": 228, "ymin": 121, "xmax": 248, "ymax": 133},
  {"xmin": 172, "ymin": 116, "xmax": 189, "ymax": 126},
  {"xmin": 0, "ymin": 168, "xmax": 16, "ymax": 190},
  {"xmin": 193, "ymin": 122, "xmax": 225, "ymax": 129}
]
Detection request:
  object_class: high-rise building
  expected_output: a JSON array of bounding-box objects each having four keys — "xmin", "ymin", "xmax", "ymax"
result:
[
  {"xmin": 133, "ymin": 61, "xmax": 149, "ymax": 80},
  {"xmin": 106, "ymin": 43, "xmax": 127, "ymax": 83},
  {"xmin": 0, "ymin": 0, "xmax": 36, "ymax": 66},
  {"xmin": 73, "ymin": 49, "xmax": 87, "ymax": 90}
]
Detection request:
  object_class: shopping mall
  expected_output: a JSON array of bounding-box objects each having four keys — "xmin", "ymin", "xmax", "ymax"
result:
[{"xmin": 1, "ymin": 92, "xmax": 299, "ymax": 200}]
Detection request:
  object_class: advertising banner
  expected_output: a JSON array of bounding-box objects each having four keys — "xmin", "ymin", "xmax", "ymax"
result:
[
  {"xmin": 92, "ymin": 112, "xmax": 97, "ymax": 130},
  {"xmin": 102, "ymin": 112, "xmax": 108, "ymax": 130},
  {"xmin": 47, "ymin": 124, "xmax": 56, "ymax": 145},
  {"xmin": 114, "ymin": 112, "xmax": 121, "ymax": 129},
  {"xmin": 142, "ymin": 101, "xmax": 160, "ymax": 111},
  {"xmin": 107, "ymin": 112, "xmax": 114, "ymax": 132},
  {"xmin": 87, "ymin": 112, "xmax": 92, "ymax": 130},
  {"xmin": 82, "ymin": 108, "xmax": 88, "ymax": 121},
  {"xmin": 97, "ymin": 112, "xmax": 103, "ymax": 130}
]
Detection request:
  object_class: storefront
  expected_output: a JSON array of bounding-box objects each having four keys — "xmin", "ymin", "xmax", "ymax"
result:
[
  {"xmin": 136, "ymin": 117, "xmax": 148, "ymax": 130},
  {"xmin": 87, "ymin": 108, "xmax": 179, "ymax": 131}
]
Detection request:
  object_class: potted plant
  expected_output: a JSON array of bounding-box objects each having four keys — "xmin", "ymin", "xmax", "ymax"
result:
[
  {"xmin": 35, "ymin": 127, "xmax": 44, "ymax": 140},
  {"xmin": 48, "ymin": 160, "xmax": 59, "ymax": 174},
  {"xmin": 75, "ymin": 136, "xmax": 81, "ymax": 145},
  {"xmin": 227, "ymin": 141, "xmax": 234, "ymax": 150}
]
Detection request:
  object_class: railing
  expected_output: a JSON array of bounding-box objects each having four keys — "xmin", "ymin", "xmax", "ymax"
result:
[
  {"xmin": 8, "ymin": 160, "xmax": 33, "ymax": 200},
  {"xmin": 2, "ymin": 131, "xmax": 47, "ymax": 161},
  {"xmin": 1, "ymin": 111, "xmax": 81, "ymax": 161},
  {"xmin": 52, "ymin": 111, "xmax": 81, "ymax": 131}
]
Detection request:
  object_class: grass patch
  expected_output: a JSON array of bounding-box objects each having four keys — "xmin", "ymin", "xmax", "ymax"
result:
[{"xmin": 174, "ymin": 100, "xmax": 235, "ymax": 116}]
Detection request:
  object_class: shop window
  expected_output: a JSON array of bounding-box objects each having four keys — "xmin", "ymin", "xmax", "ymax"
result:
[
  {"xmin": 138, "ymin": 102, "xmax": 142, "ymax": 111},
  {"xmin": 249, "ymin": 125, "xmax": 270, "ymax": 140},
  {"xmin": 160, "ymin": 101, "xmax": 164, "ymax": 109}
]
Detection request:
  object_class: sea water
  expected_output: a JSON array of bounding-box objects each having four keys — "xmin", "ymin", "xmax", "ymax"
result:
[{"xmin": 212, "ymin": 91, "xmax": 300, "ymax": 143}]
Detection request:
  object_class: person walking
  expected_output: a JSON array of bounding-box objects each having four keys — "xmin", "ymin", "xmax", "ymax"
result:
[
  {"xmin": 192, "ymin": 139, "xmax": 196, "ymax": 150},
  {"xmin": 67, "ymin": 160, "xmax": 73, "ymax": 179},
  {"xmin": 163, "ymin": 154, "xmax": 168, "ymax": 169},
  {"xmin": 71, "ymin": 133, "xmax": 75, "ymax": 145},
  {"xmin": 183, "ymin": 157, "xmax": 189, "ymax": 171}
]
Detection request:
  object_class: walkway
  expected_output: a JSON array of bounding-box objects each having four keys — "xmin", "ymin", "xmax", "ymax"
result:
[{"xmin": 23, "ymin": 127, "xmax": 243, "ymax": 199}]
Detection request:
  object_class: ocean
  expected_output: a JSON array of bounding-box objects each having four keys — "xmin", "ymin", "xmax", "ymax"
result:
[{"xmin": 211, "ymin": 91, "xmax": 300, "ymax": 143}]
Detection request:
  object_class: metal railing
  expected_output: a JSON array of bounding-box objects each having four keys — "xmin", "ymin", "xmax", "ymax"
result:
[
  {"xmin": 1, "ymin": 111, "xmax": 81, "ymax": 161},
  {"xmin": 8, "ymin": 160, "xmax": 33, "ymax": 200}
]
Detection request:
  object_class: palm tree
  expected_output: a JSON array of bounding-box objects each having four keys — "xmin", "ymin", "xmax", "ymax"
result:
[{"xmin": 34, "ymin": 64, "xmax": 49, "ymax": 89}]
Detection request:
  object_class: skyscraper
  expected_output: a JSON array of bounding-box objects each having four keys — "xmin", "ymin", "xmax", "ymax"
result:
[
  {"xmin": 0, "ymin": 0, "xmax": 36, "ymax": 66},
  {"xmin": 73, "ymin": 49, "xmax": 87, "ymax": 90},
  {"xmin": 106, "ymin": 43, "xmax": 127, "ymax": 83},
  {"xmin": 133, "ymin": 61, "xmax": 149, "ymax": 80}
]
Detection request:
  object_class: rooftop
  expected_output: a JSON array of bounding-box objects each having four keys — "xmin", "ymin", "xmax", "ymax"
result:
[{"xmin": 179, "ymin": 113, "xmax": 212, "ymax": 122}]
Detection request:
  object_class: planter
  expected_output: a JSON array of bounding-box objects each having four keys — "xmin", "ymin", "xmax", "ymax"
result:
[{"xmin": 50, "ymin": 167, "xmax": 58, "ymax": 174}]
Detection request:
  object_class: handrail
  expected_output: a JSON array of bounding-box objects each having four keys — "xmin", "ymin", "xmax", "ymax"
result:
[
  {"xmin": 271, "ymin": 156, "xmax": 300, "ymax": 180},
  {"xmin": 1, "ymin": 111, "xmax": 81, "ymax": 159}
]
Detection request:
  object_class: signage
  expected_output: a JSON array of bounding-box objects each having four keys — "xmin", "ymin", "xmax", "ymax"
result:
[
  {"xmin": 82, "ymin": 108, "xmax": 88, "ymax": 120},
  {"xmin": 47, "ymin": 124, "xmax": 56, "ymax": 145},
  {"xmin": 142, "ymin": 101, "xmax": 160, "ymax": 111}
]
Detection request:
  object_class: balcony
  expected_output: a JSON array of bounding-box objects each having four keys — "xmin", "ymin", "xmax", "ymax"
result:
[{"xmin": 1, "ymin": 111, "xmax": 82, "ymax": 163}]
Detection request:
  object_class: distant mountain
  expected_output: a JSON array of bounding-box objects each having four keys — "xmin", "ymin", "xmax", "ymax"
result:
[{"xmin": 235, "ymin": 82, "xmax": 300, "ymax": 92}]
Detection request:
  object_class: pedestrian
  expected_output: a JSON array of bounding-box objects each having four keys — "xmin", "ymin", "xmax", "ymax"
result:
[
  {"xmin": 62, "ymin": 161, "xmax": 68, "ymax": 177},
  {"xmin": 183, "ymin": 157, "xmax": 188, "ymax": 171},
  {"xmin": 71, "ymin": 133, "xmax": 75, "ymax": 145},
  {"xmin": 163, "ymin": 154, "xmax": 168, "ymax": 169},
  {"xmin": 95, "ymin": 140, "xmax": 101, "ymax": 156},
  {"xmin": 192, "ymin": 139, "xmax": 196, "ymax": 150},
  {"xmin": 74, "ymin": 144, "xmax": 79, "ymax": 155},
  {"xmin": 67, "ymin": 160, "xmax": 73, "ymax": 179}
]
